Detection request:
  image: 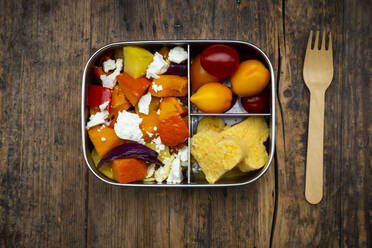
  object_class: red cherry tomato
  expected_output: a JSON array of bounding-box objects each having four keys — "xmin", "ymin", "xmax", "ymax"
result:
[
  {"xmin": 241, "ymin": 90, "xmax": 269, "ymax": 113},
  {"xmin": 200, "ymin": 44, "xmax": 239, "ymax": 79}
]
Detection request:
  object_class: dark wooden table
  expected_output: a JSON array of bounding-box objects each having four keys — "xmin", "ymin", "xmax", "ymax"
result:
[{"xmin": 0, "ymin": 0, "xmax": 370, "ymax": 247}]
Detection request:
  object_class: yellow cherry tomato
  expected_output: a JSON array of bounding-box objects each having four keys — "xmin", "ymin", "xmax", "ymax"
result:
[
  {"xmin": 190, "ymin": 83, "xmax": 232, "ymax": 113},
  {"xmin": 231, "ymin": 60, "xmax": 270, "ymax": 97}
]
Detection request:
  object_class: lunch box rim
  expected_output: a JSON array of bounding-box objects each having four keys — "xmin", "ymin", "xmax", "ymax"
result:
[{"xmin": 81, "ymin": 39, "xmax": 276, "ymax": 187}]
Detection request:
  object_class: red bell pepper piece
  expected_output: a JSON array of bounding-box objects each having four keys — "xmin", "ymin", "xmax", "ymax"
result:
[{"xmin": 87, "ymin": 84, "xmax": 112, "ymax": 111}]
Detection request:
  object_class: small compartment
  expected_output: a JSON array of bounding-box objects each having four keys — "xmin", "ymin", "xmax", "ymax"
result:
[
  {"xmin": 189, "ymin": 42, "xmax": 272, "ymax": 115},
  {"xmin": 189, "ymin": 115, "xmax": 273, "ymax": 185}
]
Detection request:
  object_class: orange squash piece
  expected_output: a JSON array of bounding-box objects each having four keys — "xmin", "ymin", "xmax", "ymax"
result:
[
  {"xmin": 112, "ymin": 158, "xmax": 148, "ymax": 183},
  {"xmin": 117, "ymin": 72, "xmax": 151, "ymax": 106},
  {"xmin": 149, "ymin": 75, "xmax": 187, "ymax": 97},
  {"xmin": 158, "ymin": 114, "xmax": 189, "ymax": 146},
  {"xmin": 88, "ymin": 126, "xmax": 126, "ymax": 158},
  {"xmin": 111, "ymin": 85, "xmax": 131, "ymax": 109},
  {"xmin": 159, "ymin": 97, "xmax": 187, "ymax": 120},
  {"xmin": 139, "ymin": 111, "xmax": 159, "ymax": 142}
]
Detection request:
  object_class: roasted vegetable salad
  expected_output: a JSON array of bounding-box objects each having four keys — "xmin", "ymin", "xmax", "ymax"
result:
[{"xmin": 86, "ymin": 45, "xmax": 189, "ymax": 184}]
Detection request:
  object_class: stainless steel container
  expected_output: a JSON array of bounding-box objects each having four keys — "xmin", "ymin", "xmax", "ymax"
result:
[{"xmin": 81, "ymin": 40, "xmax": 275, "ymax": 187}]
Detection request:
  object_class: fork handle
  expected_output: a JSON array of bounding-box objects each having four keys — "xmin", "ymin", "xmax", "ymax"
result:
[{"xmin": 305, "ymin": 90, "xmax": 325, "ymax": 204}]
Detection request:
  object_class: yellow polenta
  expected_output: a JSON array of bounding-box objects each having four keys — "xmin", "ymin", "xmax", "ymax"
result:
[
  {"xmin": 191, "ymin": 116, "xmax": 269, "ymax": 183},
  {"xmin": 222, "ymin": 117, "xmax": 269, "ymax": 172},
  {"xmin": 191, "ymin": 131, "xmax": 244, "ymax": 183},
  {"xmin": 196, "ymin": 116, "xmax": 225, "ymax": 133}
]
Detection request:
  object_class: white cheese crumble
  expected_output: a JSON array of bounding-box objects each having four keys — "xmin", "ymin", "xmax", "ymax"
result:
[
  {"xmin": 178, "ymin": 146, "xmax": 188, "ymax": 167},
  {"xmin": 146, "ymin": 164, "xmax": 156, "ymax": 178},
  {"xmin": 100, "ymin": 58, "xmax": 123, "ymax": 89},
  {"xmin": 153, "ymin": 126, "xmax": 158, "ymax": 131},
  {"xmin": 155, "ymin": 156, "xmax": 173, "ymax": 183},
  {"xmin": 103, "ymin": 59, "xmax": 116, "ymax": 73},
  {"xmin": 99, "ymin": 100, "xmax": 110, "ymax": 111},
  {"xmin": 156, "ymin": 109, "xmax": 160, "ymax": 115},
  {"xmin": 146, "ymin": 52, "xmax": 169, "ymax": 79},
  {"xmin": 86, "ymin": 111, "xmax": 109, "ymax": 130},
  {"xmin": 146, "ymin": 131, "xmax": 153, "ymax": 138},
  {"xmin": 138, "ymin": 93, "xmax": 152, "ymax": 115},
  {"xmin": 101, "ymin": 137, "xmax": 106, "ymax": 142},
  {"xmin": 167, "ymin": 154, "xmax": 183, "ymax": 184},
  {"xmin": 114, "ymin": 110, "xmax": 144, "ymax": 144},
  {"xmin": 151, "ymin": 137, "xmax": 165, "ymax": 153},
  {"xmin": 168, "ymin": 46, "xmax": 188, "ymax": 64},
  {"xmin": 151, "ymin": 82, "xmax": 163, "ymax": 92}
]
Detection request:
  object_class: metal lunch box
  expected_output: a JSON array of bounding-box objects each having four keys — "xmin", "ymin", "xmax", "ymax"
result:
[{"xmin": 81, "ymin": 40, "xmax": 275, "ymax": 187}]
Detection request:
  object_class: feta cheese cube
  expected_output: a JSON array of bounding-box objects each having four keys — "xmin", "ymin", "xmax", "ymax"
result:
[
  {"xmin": 155, "ymin": 156, "xmax": 173, "ymax": 183},
  {"xmin": 151, "ymin": 137, "xmax": 165, "ymax": 153},
  {"xmin": 114, "ymin": 110, "xmax": 144, "ymax": 144},
  {"xmin": 168, "ymin": 46, "xmax": 188, "ymax": 64},
  {"xmin": 100, "ymin": 59, "xmax": 123, "ymax": 89},
  {"xmin": 103, "ymin": 59, "xmax": 116, "ymax": 73},
  {"xmin": 167, "ymin": 154, "xmax": 183, "ymax": 184},
  {"xmin": 99, "ymin": 100, "xmax": 110, "ymax": 111},
  {"xmin": 138, "ymin": 93, "xmax": 152, "ymax": 115},
  {"xmin": 178, "ymin": 146, "xmax": 188, "ymax": 167},
  {"xmin": 146, "ymin": 164, "xmax": 156, "ymax": 178},
  {"xmin": 146, "ymin": 52, "xmax": 169, "ymax": 79},
  {"xmin": 86, "ymin": 111, "xmax": 109, "ymax": 130}
]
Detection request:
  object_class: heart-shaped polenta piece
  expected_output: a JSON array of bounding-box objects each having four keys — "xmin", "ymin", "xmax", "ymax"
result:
[
  {"xmin": 222, "ymin": 116, "xmax": 269, "ymax": 172},
  {"xmin": 191, "ymin": 131, "xmax": 245, "ymax": 184}
]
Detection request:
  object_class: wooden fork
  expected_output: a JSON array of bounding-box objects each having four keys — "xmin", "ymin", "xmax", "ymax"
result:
[{"xmin": 303, "ymin": 31, "xmax": 334, "ymax": 204}]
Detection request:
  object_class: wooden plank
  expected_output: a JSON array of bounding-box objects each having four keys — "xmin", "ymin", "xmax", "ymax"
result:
[
  {"xmin": 272, "ymin": 0, "xmax": 344, "ymax": 247},
  {"xmin": 341, "ymin": 1, "xmax": 371, "ymax": 247},
  {"xmin": 87, "ymin": 0, "xmax": 279, "ymax": 247},
  {"xmin": 0, "ymin": 0, "xmax": 91, "ymax": 247}
]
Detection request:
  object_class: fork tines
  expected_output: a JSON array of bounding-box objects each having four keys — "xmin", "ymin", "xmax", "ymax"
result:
[{"xmin": 307, "ymin": 31, "xmax": 332, "ymax": 51}]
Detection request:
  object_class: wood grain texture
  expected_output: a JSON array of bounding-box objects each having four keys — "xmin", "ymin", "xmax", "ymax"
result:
[
  {"xmin": 341, "ymin": 1, "xmax": 371, "ymax": 247},
  {"xmin": 0, "ymin": 0, "xmax": 370, "ymax": 247},
  {"xmin": 273, "ymin": 0, "xmax": 344, "ymax": 247},
  {"xmin": 273, "ymin": 0, "xmax": 370, "ymax": 247},
  {"xmin": 0, "ymin": 0, "xmax": 91, "ymax": 247}
]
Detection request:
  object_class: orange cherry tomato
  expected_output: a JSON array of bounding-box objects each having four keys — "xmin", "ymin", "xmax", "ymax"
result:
[
  {"xmin": 190, "ymin": 54, "xmax": 223, "ymax": 92},
  {"xmin": 231, "ymin": 60, "xmax": 270, "ymax": 97}
]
